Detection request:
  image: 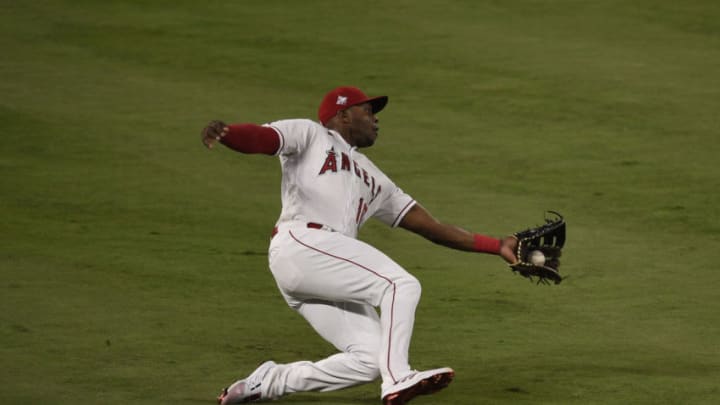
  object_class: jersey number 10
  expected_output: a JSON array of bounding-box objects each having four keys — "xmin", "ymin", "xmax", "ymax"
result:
[{"xmin": 356, "ymin": 198, "xmax": 369, "ymax": 225}]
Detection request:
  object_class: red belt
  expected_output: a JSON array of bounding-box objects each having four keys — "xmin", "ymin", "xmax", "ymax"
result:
[{"xmin": 271, "ymin": 222, "xmax": 324, "ymax": 238}]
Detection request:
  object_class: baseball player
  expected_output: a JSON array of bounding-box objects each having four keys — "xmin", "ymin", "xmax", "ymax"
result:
[{"xmin": 202, "ymin": 86, "xmax": 519, "ymax": 405}]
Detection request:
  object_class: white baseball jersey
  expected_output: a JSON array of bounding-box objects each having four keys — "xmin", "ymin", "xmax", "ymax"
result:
[{"xmin": 265, "ymin": 119, "xmax": 416, "ymax": 238}]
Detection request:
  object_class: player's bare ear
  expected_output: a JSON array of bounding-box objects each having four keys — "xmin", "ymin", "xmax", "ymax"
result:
[{"xmin": 339, "ymin": 109, "xmax": 351, "ymax": 123}]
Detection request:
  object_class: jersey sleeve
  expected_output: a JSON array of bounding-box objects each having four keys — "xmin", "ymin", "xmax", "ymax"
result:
[
  {"xmin": 263, "ymin": 119, "xmax": 319, "ymax": 156},
  {"xmin": 372, "ymin": 185, "xmax": 416, "ymax": 228}
]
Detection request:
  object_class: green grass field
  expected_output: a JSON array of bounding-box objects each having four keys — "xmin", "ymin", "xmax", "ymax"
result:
[{"xmin": 2, "ymin": 1, "xmax": 719, "ymax": 404}]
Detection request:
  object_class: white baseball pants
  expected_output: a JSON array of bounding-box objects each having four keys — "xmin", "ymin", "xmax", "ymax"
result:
[{"xmin": 262, "ymin": 224, "xmax": 421, "ymax": 399}]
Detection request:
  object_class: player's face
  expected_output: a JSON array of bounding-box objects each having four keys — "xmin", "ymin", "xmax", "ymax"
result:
[{"xmin": 346, "ymin": 103, "xmax": 379, "ymax": 148}]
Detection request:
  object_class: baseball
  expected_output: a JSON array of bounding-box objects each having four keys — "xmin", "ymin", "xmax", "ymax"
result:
[{"xmin": 529, "ymin": 250, "xmax": 546, "ymax": 266}]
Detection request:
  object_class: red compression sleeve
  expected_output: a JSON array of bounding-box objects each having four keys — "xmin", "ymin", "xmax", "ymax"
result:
[
  {"xmin": 473, "ymin": 234, "xmax": 501, "ymax": 254},
  {"xmin": 220, "ymin": 124, "xmax": 281, "ymax": 155}
]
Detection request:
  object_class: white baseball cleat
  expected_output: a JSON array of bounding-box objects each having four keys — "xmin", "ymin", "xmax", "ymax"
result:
[
  {"xmin": 381, "ymin": 367, "xmax": 455, "ymax": 405},
  {"xmin": 217, "ymin": 361, "xmax": 277, "ymax": 404}
]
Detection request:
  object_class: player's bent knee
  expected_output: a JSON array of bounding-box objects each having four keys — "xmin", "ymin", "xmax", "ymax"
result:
[{"xmin": 395, "ymin": 275, "xmax": 422, "ymax": 299}]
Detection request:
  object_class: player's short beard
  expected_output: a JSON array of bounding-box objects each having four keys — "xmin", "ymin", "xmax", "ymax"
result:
[{"xmin": 350, "ymin": 127, "xmax": 375, "ymax": 148}]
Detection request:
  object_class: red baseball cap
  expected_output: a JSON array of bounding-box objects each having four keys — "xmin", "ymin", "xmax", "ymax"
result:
[{"xmin": 318, "ymin": 86, "xmax": 388, "ymax": 125}]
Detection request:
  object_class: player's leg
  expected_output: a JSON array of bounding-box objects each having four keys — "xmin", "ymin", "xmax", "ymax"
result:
[
  {"xmin": 268, "ymin": 228, "xmax": 422, "ymax": 390},
  {"xmin": 219, "ymin": 227, "xmax": 452, "ymax": 403},
  {"xmin": 260, "ymin": 299, "xmax": 381, "ymax": 399}
]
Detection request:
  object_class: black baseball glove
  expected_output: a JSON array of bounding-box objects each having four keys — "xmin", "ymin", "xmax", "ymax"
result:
[{"xmin": 510, "ymin": 211, "xmax": 566, "ymax": 284}]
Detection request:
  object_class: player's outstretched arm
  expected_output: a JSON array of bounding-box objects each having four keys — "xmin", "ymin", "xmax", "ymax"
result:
[
  {"xmin": 399, "ymin": 204, "xmax": 518, "ymax": 264},
  {"xmin": 201, "ymin": 120, "xmax": 280, "ymax": 155}
]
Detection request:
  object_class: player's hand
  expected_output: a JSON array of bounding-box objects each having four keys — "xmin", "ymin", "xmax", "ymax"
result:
[
  {"xmin": 201, "ymin": 120, "xmax": 228, "ymax": 149},
  {"xmin": 499, "ymin": 236, "xmax": 519, "ymax": 264}
]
